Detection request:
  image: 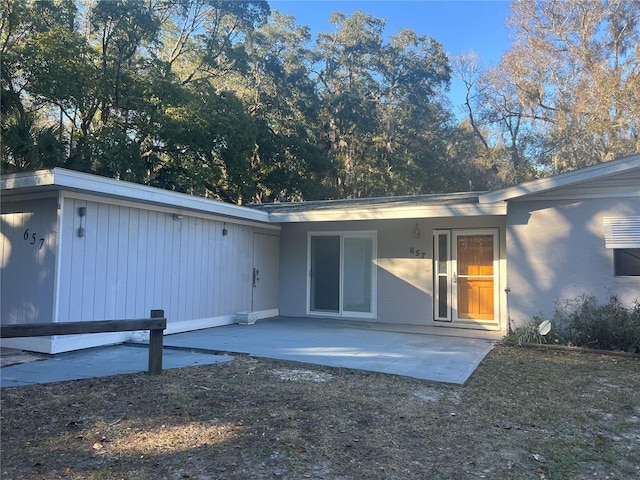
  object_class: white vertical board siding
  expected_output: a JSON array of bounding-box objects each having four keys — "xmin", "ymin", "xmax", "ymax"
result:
[
  {"xmin": 252, "ymin": 233, "xmax": 280, "ymax": 313},
  {"xmin": 1, "ymin": 197, "xmax": 58, "ymax": 325},
  {"xmin": 56, "ymin": 195, "xmax": 264, "ymax": 333}
]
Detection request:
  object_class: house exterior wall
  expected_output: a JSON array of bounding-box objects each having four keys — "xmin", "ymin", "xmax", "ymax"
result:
[
  {"xmin": 506, "ymin": 196, "xmax": 640, "ymax": 326},
  {"xmin": 1, "ymin": 196, "xmax": 59, "ymax": 352},
  {"xmin": 1, "ymin": 191, "xmax": 279, "ymax": 353},
  {"xmin": 279, "ymin": 216, "xmax": 507, "ymax": 328}
]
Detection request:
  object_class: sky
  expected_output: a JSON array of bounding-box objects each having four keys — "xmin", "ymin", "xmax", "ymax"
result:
[{"xmin": 269, "ymin": 0, "xmax": 514, "ymax": 114}]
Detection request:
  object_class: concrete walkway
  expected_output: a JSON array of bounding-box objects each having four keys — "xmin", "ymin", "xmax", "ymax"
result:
[
  {"xmin": 0, "ymin": 344, "xmax": 233, "ymax": 388},
  {"xmin": 1, "ymin": 317, "xmax": 498, "ymax": 387}
]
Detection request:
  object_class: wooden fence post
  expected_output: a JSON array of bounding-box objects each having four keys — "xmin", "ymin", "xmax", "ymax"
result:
[{"xmin": 149, "ymin": 309, "xmax": 165, "ymax": 375}]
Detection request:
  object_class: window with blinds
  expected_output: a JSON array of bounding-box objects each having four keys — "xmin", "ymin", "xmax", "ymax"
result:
[{"xmin": 603, "ymin": 217, "xmax": 640, "ymax": 276}]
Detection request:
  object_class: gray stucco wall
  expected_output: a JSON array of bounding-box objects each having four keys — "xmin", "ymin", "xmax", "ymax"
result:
[
  {"xmin": 1, "ymin": 196, "xmax": 58, "ymax": 326},
  {"xmin": 506, "ymin": 197, "xmax": 640, "ymax": 326},
  {"xmin": 279, "ymin": 216, "xmax": 507, "ymax": 327}
]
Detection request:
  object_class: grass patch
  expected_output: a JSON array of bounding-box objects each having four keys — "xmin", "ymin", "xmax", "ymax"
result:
[{"xmin": 1, "ymin": 345, "xmax": 639, "ymax": 479}]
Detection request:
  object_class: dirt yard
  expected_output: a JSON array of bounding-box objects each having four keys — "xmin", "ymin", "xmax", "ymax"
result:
[{"xmin": 1, "ymin": 344, "xmax": 639, "ymax": 479}]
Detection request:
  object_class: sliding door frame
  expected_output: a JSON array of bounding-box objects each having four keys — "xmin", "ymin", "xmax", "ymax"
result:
[{"xmin": 306, "ymin": 231, "xmax": 377, "ymax": 318}]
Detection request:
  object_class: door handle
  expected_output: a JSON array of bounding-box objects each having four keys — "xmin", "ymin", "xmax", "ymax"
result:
[
  {"xmin": 253, "ymin": 268, "xmax": 259, "ymax": 287},
  {"xmin": 452, "ymin": 272, "xmax": 457, "ymax": 284}
]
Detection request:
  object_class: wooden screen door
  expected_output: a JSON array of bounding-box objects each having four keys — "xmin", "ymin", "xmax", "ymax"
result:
[{"xmin": 452, "ymin": 230, "xmax": 497, "ymax": 322}]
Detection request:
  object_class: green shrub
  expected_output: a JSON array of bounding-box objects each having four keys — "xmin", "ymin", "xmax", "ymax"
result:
[
  {"xmin": 554, "ymin": 294, "xmax": 640, "ymax": 353},
  {"xmin": 514, "ymin": 315, "xmax": 550, "ymax": 346}
]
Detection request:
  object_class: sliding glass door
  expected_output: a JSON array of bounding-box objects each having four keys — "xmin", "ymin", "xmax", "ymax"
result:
[
  {"xmin": 308, "ymin": 232, "xmax": 376, "ymax": 317},
  {"xmin": 309, "ymin": 236, "xmax": 340, "ymax": 312}
]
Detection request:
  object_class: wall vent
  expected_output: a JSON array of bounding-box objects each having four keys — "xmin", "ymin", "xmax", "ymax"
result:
[{"xmin": 603, "ymin": 216, "xmax": 640, "ymax": 248}]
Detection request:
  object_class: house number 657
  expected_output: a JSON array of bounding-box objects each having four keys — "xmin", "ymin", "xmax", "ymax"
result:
[
  {"xmin": 409, "ymin": 247, "xmax": 426, "ymax": 259},
  {"xmin": 23, "ymin": 229, "xmax": 45, "ymax": 250}
]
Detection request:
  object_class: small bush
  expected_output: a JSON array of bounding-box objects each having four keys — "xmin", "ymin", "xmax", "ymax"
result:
[
  {"xmin": 554, "ymin": 294, "xmax": 640, "ymax": 353},
  {"xmin": 512, "ymin": 315, "xmax": 566, "ymax": 346},
  {"xmin": 514, "ymin": 317, "xmax": 542, "ymax": 346}
]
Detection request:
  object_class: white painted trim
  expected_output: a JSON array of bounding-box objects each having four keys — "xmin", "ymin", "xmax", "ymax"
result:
[
  {"xmin": 2, "ymin": 332, "xmax": 129, "ymax": 355},
  {"xmin": 433, "ymin": 230, "xmax": 452, "ymax": 322},
  {"xmin": 307, "ymin": 231, "xmax": 377, "ymax": 319},
  {"xmin": 1, "ymin": 168, "xmax": 272, "ymax": 224},
  {"xmin": 163, "ymin": 315, "xmax": 237, "ymax": 335},
  {"xmin": 52, "ymin": 192, "xmax": 63, "ymax": 325},
  {"xmin": 434, "ymin": 321, "xmax": 504, "ymax": 332},
  {"xmin": 59, "ymin": 191, "xmax": 281, "ymax": 231},
  {"xmin": 503, "ymin": 187, "xmax": 640, "ymax": 202},
  {"xmin": 256, "ymin": 309, "xmax": 279, "ymax": 320},
  {"xmin": 479, "ymin": 154, "xmax": 640, "ymax": 203},
  {"xmin": 0, "ymin": 169, "xmax": 56, "ymax": 189},
  {"xmin": 451, "ymin": 228, "xmax": 500, "ymax": 325},
  {"xmin": 269, "ymin": 204, "xmax": 506, "ymax": 222},
  {"xmin": 163, "ymin": 311, "xmax": 279, "ymax": 334},
  {"xmin": 0, "ymin": 337, "xmax": 54, "ymax": 354},
  {"xmin": 50, "ymin": 332, "xmax": 129, "ymax": 354}
]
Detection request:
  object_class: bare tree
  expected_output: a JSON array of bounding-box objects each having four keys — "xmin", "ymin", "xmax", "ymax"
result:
[{"xmin": 502, "ymin": 0, "xmax": 640, "ymax": 171}]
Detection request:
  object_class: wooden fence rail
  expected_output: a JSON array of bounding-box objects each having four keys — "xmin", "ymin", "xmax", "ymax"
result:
[{"xmin": 0, "ymin": 309, "xmax": 166, "ymax": 374}]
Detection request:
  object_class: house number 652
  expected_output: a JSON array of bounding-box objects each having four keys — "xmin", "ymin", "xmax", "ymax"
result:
[{"xmin": 23, "ymin": 229, "xmax": 45, "ymax": 250}]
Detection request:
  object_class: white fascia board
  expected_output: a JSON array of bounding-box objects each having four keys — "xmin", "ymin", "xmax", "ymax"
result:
[
  {"xmin": 479, "ymin": 154, "xmax": 640, "ymax": 204},
  {"xmin": 511, "ymin": 185, "xmax": 640, "ymax": 202},
  {"xmin": 52, "ymin": 169, "xmax": 271, "ymax": 223},
  {"xmin": 0, "ymin": 169, "xmax": 55, "ymax": 189},
  {"xmin": 268, "ymin": 203, "xmax": 506, "ymax": 222},
  {"xmin": 61, "ymin": 190, "xmax": 281, "ymax": 231},
  {"xmin": 2, "ymin": 168, "xmax": 271, "ymax": 224}
]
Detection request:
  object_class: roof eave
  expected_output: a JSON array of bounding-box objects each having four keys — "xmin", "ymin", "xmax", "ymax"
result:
[
  {"xmin": 268, "ymin": 203, "xmax": 506, "ymax": 222},
  {"xmin": 479, "ymin": 154, "xmax": 640, "ymax": 204},
  {"xmin": 1, "ymin": 168, "xmax": 272, "ymax": 224}
]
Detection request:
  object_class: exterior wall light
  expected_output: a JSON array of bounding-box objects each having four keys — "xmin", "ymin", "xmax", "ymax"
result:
[
  {"xmin": 77, "ymin": 206, "xmax": 86, "ymax": 237},
  {"xmin": 172, "ymin": 213, "xmax": 184, "ymax": 221},
  {"xmin": 222, "ymin": 223, "xmax": 228, "ymax": 236},
  {"xmin": 414, "ymin": 223, "xmax": 421, "ymax": 238}
]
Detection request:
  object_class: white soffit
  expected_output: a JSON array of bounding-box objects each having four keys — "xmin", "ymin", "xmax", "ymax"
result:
[{"xmin": 603, "ymin": 216, "xmax": 640, "ymax": 249}]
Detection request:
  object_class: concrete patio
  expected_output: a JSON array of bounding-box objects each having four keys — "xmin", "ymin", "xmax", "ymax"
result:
[{"xmin": 1, "ymin": 317, "xmax": 499, "ymax": 387}]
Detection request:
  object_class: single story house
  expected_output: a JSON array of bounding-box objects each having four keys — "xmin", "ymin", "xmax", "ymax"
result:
[{"xmin": 1, "ymin": 154, "xmax": 639, "ymax": 354}]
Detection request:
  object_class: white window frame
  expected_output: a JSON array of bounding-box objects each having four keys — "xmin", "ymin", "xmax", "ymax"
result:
[
  {"xmin": 613, "ymin": 248, "xmax": 640, "ymax": 277},
  {"xmin": 306, "ymin": 231, "xmax": 377, "ymax": 318},
  {"xmin": 433, "ymin": 230, "xmax": 451, "ymax": 322}
]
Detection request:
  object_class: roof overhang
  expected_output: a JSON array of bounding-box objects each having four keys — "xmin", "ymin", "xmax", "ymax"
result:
[
  {"xmin": 1, "ymin": 168, "xmax": 273, "ymax": 225},
  {"xmin": 264, "ymin": 203, "xmax": 506, "ymax": 222},
  {"xmin": 250, "ymin": 191, "xmax": 506, "ymax": 222},
  {"xmin": 479, "ymin": 154, "xmax": 640, "ymax": 203},
  {"xmin": 10, "ymin": 153, "xmax": 633, "ymax": 225}
]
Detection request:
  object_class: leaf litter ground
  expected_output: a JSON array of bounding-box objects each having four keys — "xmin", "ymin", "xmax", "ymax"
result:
[{"xmin": 1, "ymin": 344, "xmax": 639, "ymax": 479}]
